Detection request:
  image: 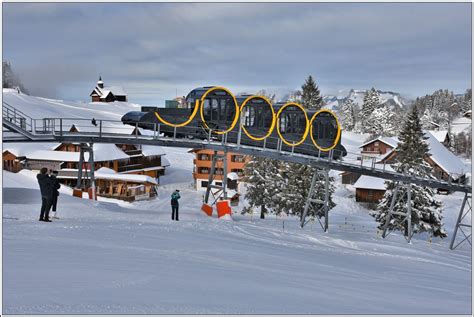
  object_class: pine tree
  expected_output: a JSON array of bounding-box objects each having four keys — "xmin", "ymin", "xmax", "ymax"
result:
[
  {"xmin": 280, "ymin": 163, "xmax": 335, "ymax": 218},
  {"xmin": 2, "ymin": 60, "xmax": 28, "ymax": 93},
  {"xmin": 339, "ymin": 99, "xmax": 356, "ymax": 131},
  {"xmin": 367, "ymin": 105, "xmax": 397, "ymax": 137},
  {"xmin": 461, "ymin": 88, "xmax": 471, "ymax": 114},
  {"xmin": 360, "ymin": 88, "xmax": 381, "ymax": 134},
  {"xmin": 371, "ymin": 106, "xmax": 447, "ymax": 238},
  {"xmin": 301, "ymin": 75, "xmax": 323, "ymax": 110},
  {"xmin": 243, "ymin": 157, "xmax": 279, "ymax": 219}
]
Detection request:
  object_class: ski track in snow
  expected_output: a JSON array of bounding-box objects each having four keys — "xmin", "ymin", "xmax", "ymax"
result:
[
  {"xmin": 2, "ymin": 91, "xmax": 472, "ymax": 314},
  {"xmin": 3, "ymin": 149, "xmax": 471, "ymax": 314}
]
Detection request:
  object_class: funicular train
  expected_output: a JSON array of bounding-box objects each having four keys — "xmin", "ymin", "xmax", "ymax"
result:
[{"xmin": 121, "ymin": 86, "xmax": 347, "ymax": 159}]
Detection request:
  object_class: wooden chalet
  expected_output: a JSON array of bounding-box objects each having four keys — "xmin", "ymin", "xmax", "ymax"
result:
[
  {"xmin": 90, "ymin": 76, "xmax": 127, "ymax": 102},
  {"xmin": 359, "ymin": 137, "xmax": 399, "ymax": 158},
  {"xmin": 379, "ymin": 132, "xmax": 466, "ymax": 183},
  {"xmin": 353, "ymin": 175, "xmax": 387, "ymax": 203},
  {"xmin": 3, "ymin": 126, "xmax": 169, "ymax": 201},
  {"xmin": 2, "ymin": 150, "xmax": 22, "ymax": 172}
]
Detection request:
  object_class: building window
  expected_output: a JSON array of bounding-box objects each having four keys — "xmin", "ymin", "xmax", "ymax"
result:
[
  {"xmin": 201, "ymin": 181, "xmax": 208, "ymax": 187},
  {"xmin": 232, "ymin": 155, "xmax": 244, "ymax": 163},
  {"xmin": 199, "ymin": 167, "xmax": 210, "ymax": 174},
  {"xmin": 368, "ymin": 190, "xmax": 374, "ymax": 197},
  {"xmin": 216, "ymin": 182, "xmax": 222, "ymax": 186}
]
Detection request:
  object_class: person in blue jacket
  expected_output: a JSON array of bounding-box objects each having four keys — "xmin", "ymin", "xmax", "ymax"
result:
[{"xmin": 171, "ymin": 189, "xmax": 181, "ymax": 221}]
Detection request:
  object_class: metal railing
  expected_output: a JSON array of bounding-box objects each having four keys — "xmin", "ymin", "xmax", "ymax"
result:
[{"xmin": 3, "ymin": 102, "xmax": 471, "ymax": 193}]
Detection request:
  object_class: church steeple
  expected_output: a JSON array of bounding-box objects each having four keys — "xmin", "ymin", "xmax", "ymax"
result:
[{"xmin": 97, "ymin": 76, "xmax": 104, "ymax": 89}]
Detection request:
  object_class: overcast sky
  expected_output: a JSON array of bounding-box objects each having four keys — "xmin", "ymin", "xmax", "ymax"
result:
[{"xmin": 3, "ymin": 2, "xmax": 472, "ymax": 105}]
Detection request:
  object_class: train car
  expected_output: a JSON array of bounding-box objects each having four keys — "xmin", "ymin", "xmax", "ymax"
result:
[{"xmin": 121, "ymin": 86, "xmax": 347, "ymax": 158}]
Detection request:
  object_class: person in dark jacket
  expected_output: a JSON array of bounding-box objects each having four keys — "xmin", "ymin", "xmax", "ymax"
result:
[
  {"xmin": 51, "ymin": 170, "xmax": 61, "ymax": 219},
  {"xmin": 171, "ymin": 189, "xmax": 181, "ymax": 221},
  {"xmin": 37, "ymin": 167, "xmax": 55, "ymax": 222}
]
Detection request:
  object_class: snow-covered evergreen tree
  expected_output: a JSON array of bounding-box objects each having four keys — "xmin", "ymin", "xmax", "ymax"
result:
[
  {"xmin": 371, "ymin": 106, "xmax": 447, "ymax": 238},
  {"xmin": 367, "ymin": 105, "xmax": 397, "ymax": 137},
  {"xmin": 461, "ymin": 88, "xmax": 471, "ymax": 114},
  {"xmin": 280, "ymin": 163, "xmax": 335, "ymax": 218},
  {"xmin": 287, "ymin": 90, "xmax": 302, "ymax": 103},
  {"xmin": 2, "ymin": 60, "xmax": 28, "ymax": 93},
  {"xmin": 255, "ymin": 89, "xmax": 276, "ymax": 103},
  {"xmin": 339, "ymin": 99, "xmax": 356, "ymax": 131},
  {"xmin": 301, "ymin": 75, "xmax": 323, "ymax": 110},
  {"xmin": 243, "ymin": 157, "xmax": 280, "ymax": 219},
  {"xmin": 417, "ymin": 89, "xmax": 457, "ymax": 130},
  {"xmin": 359, "ymin": 88, "xmax": 381, "ymax": 134}
]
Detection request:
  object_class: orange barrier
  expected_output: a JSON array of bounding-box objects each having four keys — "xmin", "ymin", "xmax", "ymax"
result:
[
  {"xmin": 216, "ymin": 200, "xmax": 232, "ymax": 218},
  {"xmin": 73, "ymin": 188, "xmax": 83, "ymax": 198},
  {"xmin": 88, "ymin": 187, "xmax": 97, "ymax": 200},
  {"xmin": 201, "ymin": 203, "xmax": 213, "ymax": 216}
]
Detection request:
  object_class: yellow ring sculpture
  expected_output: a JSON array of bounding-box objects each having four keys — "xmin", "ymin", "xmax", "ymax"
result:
[
  {"xmin": 239, "ymin": 95, "xmax": 276, "ymax": 141},
  {"xmin": 154, "ymin": 100, "xmax": 200, "ymax": 128},
  {"xmin": 276, "ymin": 102, "xmax": 310, "ymax": 147},
  {"xmin": 309, "ymin": 109, "xmax": 342, "ymax": 152},
  {"xmin": 199, "ymin": 86, "xmax": 240, "ymax": 135},
  {"xmin": 152, "ymin": 85, "xmax": 342, "ymax": 151}
]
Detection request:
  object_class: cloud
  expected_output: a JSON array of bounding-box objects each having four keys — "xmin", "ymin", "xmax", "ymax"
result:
[{"xmin": 3, "ymin": 3, "xmax": 471, "ymax": 104}]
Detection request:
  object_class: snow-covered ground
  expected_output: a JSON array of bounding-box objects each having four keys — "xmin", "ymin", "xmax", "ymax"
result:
[
  {"xmin": 3, "ymin": 146, "xmax": 472, "ymax": 314},
  {"xmin": 2, "ymin": 89, "xmax": 472, "ymax": 314}
]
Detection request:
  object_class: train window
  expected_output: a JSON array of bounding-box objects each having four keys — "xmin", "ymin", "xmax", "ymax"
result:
[
  {"xmin": 298, "ymin": 117, "xmax": 306, "ymax": 132},
  {"xmin": 280, "ymin": 115, "xmax": 288, "ymax": 133},
  {"xmin": 204, "ymin": 99, "xmax": 211, "ymax": 118},
  {"xmin": 245, "ymin": 106, "xmax": 255, "ymax": 126},
  {"xmin": 211, "ymin": 99, "xmax": 219, "ymax": 121}
]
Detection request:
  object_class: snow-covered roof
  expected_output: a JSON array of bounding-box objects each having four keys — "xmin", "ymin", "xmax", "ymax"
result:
[
  {"xmin": 424, "ymin": 131, "xmax": 466, "ymax": 177},
  {"xmin": 106, "ymin": 86, "xmax": 126, "ymax": 96},
  {"xmin": 451, "ymin": 116, "xmax": 471, "ymax": 134},
  {"xmin": 141, "ymin": 145, "xmax": 165, "ymax": 157},
  {"xmin": 161, "ymin": 157, "xmax": 171, "ymax": 167},
  {"xmin": 95, "ymin": 167, "xmax": 157, "ymax": 185},
  {"xmin": 353, "ymin": 175, "xmax": 387, "ymax": 190},
  {"xmin": 121, "ymin": 166, "xmax": 165, "ymax": 173},
  {"xmin": 227, "ymin": 172, "xmax": 239, "ymax": 181},
  {"xmin": 3, "ymin": 149, "xmax": 20, "ymax": 157},
  {"xmin": 24, "ymin": 150, "xmax": 81, "ymax": 162},
  {"xmin": 359, "ymin": 136, "xmax": 399, "ymax": 149},
  {"xmin": 93, "ymin": 143, "xmax": 130, "ymax": 161},
  {"xmin": 25, "ymin": 144, "xmax": 129, "ymax": 162},
  {"xmin": 227, "ymin": 189, "xmax": 239, "ymax": 198},
  {"xmin": 91, "ymin": 85, "xmax": 127, "ymax": 98},
  {"xmin": 378, "ymin": 132, "xmax": 466, "ymax": 178},
  {"xmin": 428, "ymin": 130, "xmax": 448, "ymax": 143}
]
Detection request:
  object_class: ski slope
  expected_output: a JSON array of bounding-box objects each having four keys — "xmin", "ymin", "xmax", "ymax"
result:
[
  {"xmin": 3, "ymin": 147, "xmax": 472, "ymax": 314},
  {"xmin": 2, "ymin": 89, "xmax": 472, "ymax": 314}
]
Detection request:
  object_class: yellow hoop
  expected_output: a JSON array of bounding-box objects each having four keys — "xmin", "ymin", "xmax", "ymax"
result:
[
  {"xmin": 154, "ymin": 100, "xmax": 200, "ymax": 128},
  {"xmin": 276, "ymin": 102, "xmax": 310, "ymax": 147},
  {"xmin": 239, "ymin": 95, "xmax": 276, "ymax": 141},
  {"xmin": 309, "ymin": 109, "xmax": 342, "ymax": 152},
  {"xmin": 199, "ymin": 86, "xmax": 239, "ymax": 135}
]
